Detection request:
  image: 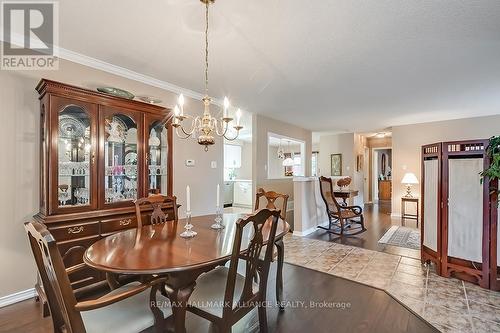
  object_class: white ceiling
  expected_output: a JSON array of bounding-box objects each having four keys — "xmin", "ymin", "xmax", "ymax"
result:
[{"xmin": 59, "ymin": 0, "xmax": 500, "ymax": 132}]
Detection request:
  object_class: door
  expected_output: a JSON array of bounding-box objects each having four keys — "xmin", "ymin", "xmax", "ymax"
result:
[
  {"xmin": 144, "ymin": 114, "xmax": 173, "ymax": 195},
  {"xmin": 50, "ymin": 96, "xmax": 98, "ymax": 214},
  {"xmin": 99, "ymin": 105, "xmax": 144, "ymax": 208}
]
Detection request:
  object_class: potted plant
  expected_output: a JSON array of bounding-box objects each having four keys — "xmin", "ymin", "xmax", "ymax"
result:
[{"xmin": 480, "ymin": 136, "xmax": 500, "ymax": 204}]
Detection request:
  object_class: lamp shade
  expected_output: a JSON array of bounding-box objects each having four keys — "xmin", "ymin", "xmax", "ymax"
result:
[
  {"xmin": 401, "ymin": 172, "xmax": 419, "ymax": 184},
  {"xmin": 282, "ymin": 157, "xmax": 294, "ymax": 166}
]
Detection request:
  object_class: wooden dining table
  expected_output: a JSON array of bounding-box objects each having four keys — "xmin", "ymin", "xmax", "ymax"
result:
[{"xmin": 84, "ymin": 213, "xmax": 290, "ymax": 333}]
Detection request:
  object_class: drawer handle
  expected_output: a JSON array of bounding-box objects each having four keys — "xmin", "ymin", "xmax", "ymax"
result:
[
  {"xmin": 68, "ymin": 226, "xmax": 84, "ymax": 234},
  {"xmin": 119, "ymin": 219, "xmax": 132, "ymax": 226}
]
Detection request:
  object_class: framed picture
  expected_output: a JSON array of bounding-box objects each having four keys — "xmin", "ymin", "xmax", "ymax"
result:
[
  {"xmin": 356, "ymin": 154, "xmax": 363, "ymax": 172},
  {"xmin": 331, "ymin": 153, "xmax": 342, "ymax": 176}
]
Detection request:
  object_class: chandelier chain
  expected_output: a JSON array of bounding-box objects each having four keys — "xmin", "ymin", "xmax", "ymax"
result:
[{"xmin": 205, "ymin": 1, "xmax": 209, "ymax": 96}]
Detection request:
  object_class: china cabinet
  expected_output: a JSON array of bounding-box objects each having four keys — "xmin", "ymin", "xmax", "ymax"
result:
[
  {"xmin": 34, "ymin": 79, "xmax": 173, "ymax": 301},
  {"xmin": 421, "ymin": 139, "xmax": 498, "ymax": 289}
]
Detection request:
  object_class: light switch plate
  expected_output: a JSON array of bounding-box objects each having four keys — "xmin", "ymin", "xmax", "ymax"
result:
[
  {"xmin": 185, "ymin": 159, "xmax": 195, "ymax": 167},
  {"xmin": 211, "ymin": 161, "xmax": 217, "ymax": 168}
]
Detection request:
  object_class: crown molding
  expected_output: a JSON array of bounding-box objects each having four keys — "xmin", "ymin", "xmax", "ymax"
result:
[
  {"xmin": 2, "ymin": 32, "xmax": 222, "ymax": 104},
  {"xmin": 59, "ymin": 47, "xmax": 209, "ymax": 102}
]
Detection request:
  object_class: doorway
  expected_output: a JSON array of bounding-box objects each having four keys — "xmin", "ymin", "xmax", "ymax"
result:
[{"xmin": 372, "ymin": 147, "xmax": 392, "ymax": 212}]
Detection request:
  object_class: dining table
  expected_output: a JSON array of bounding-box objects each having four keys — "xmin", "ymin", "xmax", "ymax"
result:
[{"xmin": 83, "ymin": 213, "xmax": 290, "ymax": 333}]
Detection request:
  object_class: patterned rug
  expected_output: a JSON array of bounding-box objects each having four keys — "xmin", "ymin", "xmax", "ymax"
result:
[{"xmin": 378, "ymin": 226, "xmax": 420, "ymax": 250}]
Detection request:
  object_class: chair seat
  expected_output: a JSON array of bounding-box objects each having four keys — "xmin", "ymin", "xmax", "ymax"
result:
[
  {"xmin": 331, "ymin": 210, "xmax": 359, "ymax": 219},
  {"xmin": 82, "ymin": 282, "xmax": 172, "ymax": 333},
  {"xmin": 188, "ymin": 266, "xmax": 258, "ymax": 318}
]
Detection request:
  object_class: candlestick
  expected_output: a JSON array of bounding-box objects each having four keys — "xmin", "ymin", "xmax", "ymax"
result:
[
  {"xmin": 180, "ymin": 210, "xmax": 197, "ymax": 238},
  {"xmin": 186, "ymin": 185, "xmax": 191, "ymax": 212}
]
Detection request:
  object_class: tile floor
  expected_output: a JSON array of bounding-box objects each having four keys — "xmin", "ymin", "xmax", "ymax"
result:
[{"xmin": 283, "ymin": 234, "xmax": 500, "ymax": 333}]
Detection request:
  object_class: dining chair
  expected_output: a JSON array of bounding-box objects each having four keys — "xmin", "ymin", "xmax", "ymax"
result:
[
  {"xmin": 318, "ymin": 176, "xmax": 366, "ymax": 236},
  {"xmin": 186, "ymin": 208, "xmax": 281, "ymax": 333},
  {"xmin": 24, "ymin": 220, "xmax": 171, "ymax": 333},
  {"xmin": 254, "ymin": 188, "xmax": 289, "ymax": 221},
  {"xmin": 254, "ymin": 188, "xmax": 288, "ymax": 310},
  {"xmin": 134, "ymin": 194, "xmax": 178, "ymax": 229}
]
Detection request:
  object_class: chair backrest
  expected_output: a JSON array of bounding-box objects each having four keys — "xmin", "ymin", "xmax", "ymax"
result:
[
  {"xmin": 254, "ymin": 188, "xmax": 289, "ymax": 221},
  {"xmin": 319, "ymin": 176, "xmax": 342, "ymax": 215},
  {"xmin": 223, "ymin": 208, "xmax": 281, "ymax": 318},
  {"xmin": 134, "ymin": 194, "xmax": 178, "ymax": 229},
  {"xmin": 24, "ymin": 221, "xmax": 85, "ymax": 333}
]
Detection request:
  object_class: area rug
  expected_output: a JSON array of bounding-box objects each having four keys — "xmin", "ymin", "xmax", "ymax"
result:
[{"xmin": 378, "ymin": 226, "xmax": 420, "ymax": 250}]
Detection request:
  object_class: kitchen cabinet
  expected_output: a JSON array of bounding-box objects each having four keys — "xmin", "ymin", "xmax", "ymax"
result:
[
  {"xmin": 224, "ymin": 144, "xmax": 242, "ymax": 168},
  {"xmin": 233, "ymin": 180, "xmax": 252, "ymax": 208}
]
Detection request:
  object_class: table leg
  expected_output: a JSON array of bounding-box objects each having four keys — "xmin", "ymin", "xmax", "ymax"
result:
[
  {"xmin": 149, "ymin": 283, "xmax": 166, "ymax": 333},
  {"xmin": 165, "ymin": 282, "xmax": 196, "ymax": 333},
  {"xmin": 275, "ymin": 238, "xmax": 285, "ymax": 312}
]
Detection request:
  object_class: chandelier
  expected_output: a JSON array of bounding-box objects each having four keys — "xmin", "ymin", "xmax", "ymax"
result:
[{"xmin": 172, "ymin": 0, "xmax": 243, "ymax": 151}]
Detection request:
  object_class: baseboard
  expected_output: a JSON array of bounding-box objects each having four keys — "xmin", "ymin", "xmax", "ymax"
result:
[
  {"xmin": 0, "ymin": 288, "xmax": 37, "ymax": 308},
  {"xmin": 293, "ymin": 221, "xmax": 329, "ymax": 237}
]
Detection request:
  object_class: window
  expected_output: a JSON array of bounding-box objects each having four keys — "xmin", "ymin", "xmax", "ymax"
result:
[
  {"xmin": 311, "ymin": 151, "xmax": 319, "ymax": 176},
  {"xmin": 267, "ymin": 133, "xmax": 305, "ymax": 179}
]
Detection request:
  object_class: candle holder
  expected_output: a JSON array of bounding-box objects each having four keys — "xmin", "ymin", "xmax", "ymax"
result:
[
  {"xmin": 211, "ymin": 206, "xmax": 224, "ymax": 230},
  {"xmin": 180, "ymin": 211, "xmax": 197, "ymax": 238}
]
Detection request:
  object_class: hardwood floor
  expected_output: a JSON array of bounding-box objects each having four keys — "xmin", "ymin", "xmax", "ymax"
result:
[
  {"xmin": 0, "ymin": 263, "xmax": 436, "ymax": 333},
  {"xmin": 306, "ymin": 203, "xmax": 421, "ymax": 259}
]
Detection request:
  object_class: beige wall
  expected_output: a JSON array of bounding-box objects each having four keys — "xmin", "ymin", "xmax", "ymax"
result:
[
  {"xmin": 253, "ymin": 114, "xmax": 312, "ymax": 201},
  {"xmin": 318, "ymin": 133, "xmax": 365, "ymax": 205},
  {"xmin": 0, "ymin": 58, "xmax": 223, "ymax": 298},
  {"xmin": 318, "ymin": 133, "xmax": 355, "ymax": 177},
  {"xmin": 392, "ymin": 114, "xmax": 500, "ymax": 215}
]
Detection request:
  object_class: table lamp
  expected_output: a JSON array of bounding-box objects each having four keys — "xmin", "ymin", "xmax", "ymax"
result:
[{"xmin": 401, "ymin": 172, "xmax": 419, "ymax": 198}]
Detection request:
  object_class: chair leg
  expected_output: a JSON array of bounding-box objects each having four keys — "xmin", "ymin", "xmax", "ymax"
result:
[
  {"xmin": 339, "ymin": 218, "xmax": 345, "ymax": 235},
  {"xmin": 275, "ymin": 239, "xmax": 285, "ymax": 312},
  {"xmin": 258, "ymin": 303, "xmax": 268, "ymax": 333},
  {"xmin": 328, "ymin": 215, "xmax": 332, "ymax": 230},
  {"xmin": 360, "ymin": 215, "xmax": 366, "ymax": 230}
]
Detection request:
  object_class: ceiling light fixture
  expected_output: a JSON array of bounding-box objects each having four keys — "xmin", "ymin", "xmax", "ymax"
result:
[
  {"xmin": 172, "ymin": 0, "xmax": 243, "ymax": 151},
  {"xmin": 282, "ymin": 141, "xmax": 294, "ymax": 166}
]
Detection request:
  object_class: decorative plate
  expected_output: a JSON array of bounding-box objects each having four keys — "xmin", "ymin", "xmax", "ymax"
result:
[
  {"xmin": 59, "ymin": 115, "xmax": 86, "ymax": 139},
  {"xmin": 97, "ymin": 87, "xmax": 135, "ymax": 100},
  {"xmin": 137, "ymin": 96, "xmax": 162, "ymax": 104}
]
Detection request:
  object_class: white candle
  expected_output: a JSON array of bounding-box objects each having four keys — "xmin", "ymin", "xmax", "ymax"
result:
[
  {"xmin": 173, "ymin": 105, "xmax": 180, "ymax": 125},
  {"xmin": 223, "ymin": 97, "xmax": 229, "ymax": 118},
  {"xmin": 186, "ymin": 185, "xmax": 191, "ymax": 212},
  {"xmin": 216, "ymin": 183, "xmax": 220, "ymax": 207},
  {"xmin": 236, "ymin": 108, "xmax": 242, "ymax": 126},
  {"xmin": 178, "ymin": 94, "xmax": 185, "ymax": 116}
]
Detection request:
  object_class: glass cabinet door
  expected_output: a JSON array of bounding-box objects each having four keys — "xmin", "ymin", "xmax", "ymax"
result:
[
  {"xmin": 103, "ymin": 111, "xmax": 141, "ymax": 204},
  {"xmin": 55, "ymin": 101, "xmax": 97, "ymax": 211},
  {"xmin": 147, "ymin": 119, "xmax": 170, "ymax": 194}
]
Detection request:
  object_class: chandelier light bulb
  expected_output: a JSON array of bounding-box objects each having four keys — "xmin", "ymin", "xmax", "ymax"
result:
[
  {"xmin": 178, "ymin": 94, "xmax": 185, "ymax": 107},
  {"xmin": 236, "ymin": 108, "xmax": 242, "ymax": 126}
]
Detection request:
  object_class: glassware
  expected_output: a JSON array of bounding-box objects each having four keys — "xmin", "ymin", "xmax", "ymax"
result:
[
  {"xmin": 104, "ymin": 114, "xmax": 137, "ymax": 203},
  {"xmin": 58, "ymin": 106, "xmax": 91, "ymax": 208},
  {"xmin": 211, "ymin": 206, "xmax": 224, "ymax": 229},
  {"xmin": 148, "ymin": 121, "xmax": 169, "ymax": 193},
  {"xmin": 180, "ymin": 211, "xmax": 197, "ymax": 238}
]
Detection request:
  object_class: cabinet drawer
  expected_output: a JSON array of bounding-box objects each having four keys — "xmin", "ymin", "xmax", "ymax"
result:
[
  {"xmin": 101, "ymin": 215, "xmax": 137, "ymax": 234},
  {"xmin": 49, "ymin": 221, "xmax": 100, "ymax": 242}
]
